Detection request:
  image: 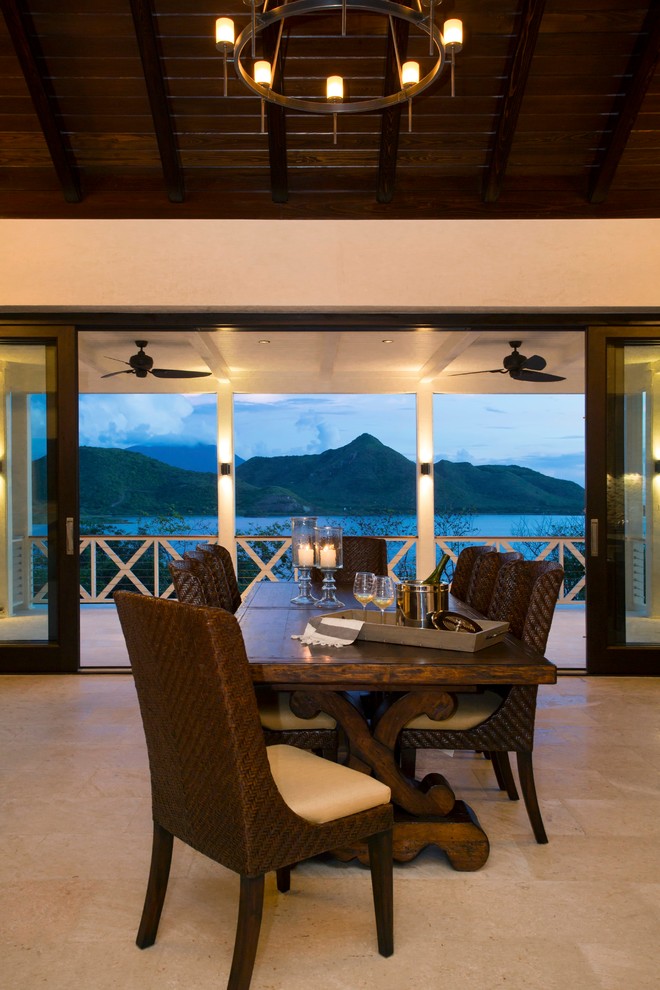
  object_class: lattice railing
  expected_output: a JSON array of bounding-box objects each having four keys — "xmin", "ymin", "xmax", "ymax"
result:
[
  {"xmin": 27, "ymin": 532, "xmax": 586, "ymax": 605},
  {"xmin": 433, "ymin": 536, "xmax": 586, "ymax": 603}
]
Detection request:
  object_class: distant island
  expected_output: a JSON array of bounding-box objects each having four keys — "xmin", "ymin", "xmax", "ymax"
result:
[{"xmin": 61, "ymin": 433, "xmax": 585, "ymax": 519}]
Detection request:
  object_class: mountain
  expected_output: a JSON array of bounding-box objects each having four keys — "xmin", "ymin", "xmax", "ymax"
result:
[
  {"xmin": 236, "ymin": 434, "xmax": 416, "ymax": 514},
  {"xmin": 44, "ymin": 435, "xmax": 584, "ymax": 521},
  {"xmin": 434, "ymin": 461, "xmax": 584, "ymax": 515},
  {"xmin": 236, "ymin": 433, "xmax": 584, "ymax": 515},
  {"xmin": 74, "ymin": 447, "xmax": 299, "ymax": 518},
  {"xmin": 127, "ymin": 443, "xmax": 245, "ymax": 473},
  {"xmin": 77, "ymin": 447, "xmax": 218, "ymax": 516}
]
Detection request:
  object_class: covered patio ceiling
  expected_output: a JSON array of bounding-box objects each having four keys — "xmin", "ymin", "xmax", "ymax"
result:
[{"xmin": 78, "ymin": 327, "xmax": 586, "ymax": 394}]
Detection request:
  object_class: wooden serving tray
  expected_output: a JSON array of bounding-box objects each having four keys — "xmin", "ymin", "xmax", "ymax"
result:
[{"xmin": 315, "ymin": 609, "xmax": 510, "ymax": 653}]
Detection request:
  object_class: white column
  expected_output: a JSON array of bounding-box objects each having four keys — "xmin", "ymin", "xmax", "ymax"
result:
[
  {"xmin": 0, "ymin": 366, "xmax": 8, "ymax": 614},
  {"xmin": 216, "ymin": 384, "xmax": 236, "ymax": 569},
  {"xmin": 416, "ymin": 385, "xmax": 436, "ymax": 579}
]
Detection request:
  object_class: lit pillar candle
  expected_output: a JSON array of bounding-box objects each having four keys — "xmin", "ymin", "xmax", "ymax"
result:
[
  {"xmin": 254, "ymin": 61, "xmax": 272, "ymax": 134},
  {"xmin": 443, "ymin": 18, "xmax": 463, "ymax": 97},
  {"xmin": 319, "ymin": 544, "xmax": 337, "ymax": 568},
  {"xmin": 298, "ymin": 544, "xmax": 314, "ymax": 567},
  {"xmin": 326, "ymin": 75, "xmax": 343, "ymax": 101},
  {"xmin": 402, "ymin": 61, "xmax": 419, "ymax": 87},
  {"xmin": 254, "ymin": 60, "xmax": 272, "ymax": 86},
  {"xmin": 443, "ymin": 19, "xmax": 463, "ymax": 49},
  {"xmin": 215, "ymin": 18, "xmax": 235, "ymax": 97},
  {"xmin": 215, "ymin": 17, "xmax": 235, "ymax": 47}
]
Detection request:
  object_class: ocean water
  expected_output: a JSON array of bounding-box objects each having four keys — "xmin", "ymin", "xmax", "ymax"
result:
[
  {"xmin": 79, "ymin": 513, "xmax": 585, "ymax": 538},
  {"xmin": 235, "ymin": 514, "xmax": 585, "ymax": 538}
]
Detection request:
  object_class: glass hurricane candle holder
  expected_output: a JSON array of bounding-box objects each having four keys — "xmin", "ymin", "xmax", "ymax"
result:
[
  {"xmin": 290, "ymin": 516, "xmax": 318, "ymax": 605},
  {"xmin": 314, "ymin": 525, "xmax": 344, "ymax": 609}
]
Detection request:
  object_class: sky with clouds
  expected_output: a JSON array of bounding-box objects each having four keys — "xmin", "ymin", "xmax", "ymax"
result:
[{"xmin": 78, "ymin": 391, "xmax": 585, "ymax": 486}]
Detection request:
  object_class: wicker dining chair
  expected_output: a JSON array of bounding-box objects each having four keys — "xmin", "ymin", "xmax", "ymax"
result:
[
  {"xmin": 197, "ymin": 542, "xmax": 243, "ymax": 613},
  {"xmin": 168, "ymin": 557, "xmax": 338, "ymax": 760},
  {"xmin": 183, "ymin": 549, "xmax": 230, "ymax": 608},
  {"xmin": 114, "ymin": 592, "xmax": 393, "ymax": 990},
  {"xmin": 167, "ymin": 557, "xmax": 206, "ymax": 606},
  {"xmin": 400, "ymin": 559, "xmax": 564, "ymax": 844},
  {"xmin": 311, "ymin": 535, "xmax": 388, "ymax": 586},
  {"xmin": 450, "ymin": 544, "xmax": 496, "ymax": 601},
  {"xmin": 464, "ymin": 549, "xmax": 523, "ymax": 615}
]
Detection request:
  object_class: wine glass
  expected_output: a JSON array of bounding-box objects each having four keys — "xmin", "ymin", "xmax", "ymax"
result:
[
  {"xmin": 353, "ymin": 571, "xmax": 375, "ymax": 613},
  {"xmin": 372, "ymin": 576, "xmax": 395, "ymax": 623}
]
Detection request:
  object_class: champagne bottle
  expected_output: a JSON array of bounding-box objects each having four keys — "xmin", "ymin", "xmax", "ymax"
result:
[{"xmin": 422, "ymin": 552, "xmax": 450, "ymax": 585}]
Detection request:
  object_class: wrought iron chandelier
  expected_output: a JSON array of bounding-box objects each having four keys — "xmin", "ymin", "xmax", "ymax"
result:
[{"xmin": 215, "ymin": 1, "xmax": 463, "ymax": 141}]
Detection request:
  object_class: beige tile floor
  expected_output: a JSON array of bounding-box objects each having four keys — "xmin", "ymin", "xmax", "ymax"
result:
[{"xmin": 1, "ymin": 673, "xmax": 659, "ymax": 989}]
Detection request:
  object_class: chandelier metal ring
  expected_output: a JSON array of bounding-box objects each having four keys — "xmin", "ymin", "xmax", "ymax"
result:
[{"xmin": 232, "ymin": 0, "xmax": 447, "ymax": 115}]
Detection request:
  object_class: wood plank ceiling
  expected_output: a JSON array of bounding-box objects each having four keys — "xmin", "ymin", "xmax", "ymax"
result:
[{"xmin": 1, "ymin": 0, "xmax": 659, "ymax": 219}]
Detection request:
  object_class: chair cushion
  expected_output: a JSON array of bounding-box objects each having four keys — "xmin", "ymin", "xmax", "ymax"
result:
[
  {"xmin": 267, "ymin": 745, "xmax": 391, "ymax": 824},
  {"xmin": 404, "ymin": 690, "xmax": 503, "ymax": 731},
  {"xmin": 258, "ymin": 690, "xmax": 336, "ymax": 731}
]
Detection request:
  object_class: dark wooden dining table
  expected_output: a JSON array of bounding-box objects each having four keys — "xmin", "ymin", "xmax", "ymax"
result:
[{"xmin": 237, "ymin": 580, "xmax": 557, "ymax": 870}]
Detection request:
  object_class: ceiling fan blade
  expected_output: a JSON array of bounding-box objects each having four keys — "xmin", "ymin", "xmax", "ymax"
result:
[
  {"xmin": 149, "ymin": 368, "xmax": 212, "ymax": 379},
  {"xmin": 447, "ymin": 368, "xmax": 507, "ymax": 377},
  {"xmin": 512, "ymin": 370, "xmax": 566, "ymax": 383},
  {"xmin": 521, "ymin": 354, "xmax": 547, "ymax": 371},
  {"xmin": 103, "ymin": 356, "xmax": 131, "ymax": 366},
  {"xmin": 100, "ymin": 369, "xmax": 135, "ymax": 379}
]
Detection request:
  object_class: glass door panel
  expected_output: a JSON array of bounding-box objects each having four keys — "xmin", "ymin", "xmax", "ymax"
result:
[
  {"xmin": 2, "ymin": 347, "xmax": 50, "ymax": 641},
  {"xmin": 0, "ymin": 330, "xmax": 79, "ymax": 671},
  {"xmin": 586, "ymin": 329, "xmax": 660, "ymax": 674}
]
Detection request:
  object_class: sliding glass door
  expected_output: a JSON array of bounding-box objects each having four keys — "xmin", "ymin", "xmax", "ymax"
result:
[
  {"xmin": 586, "ymin": 327, "xmax": 660, "ymax": 674},
  {"xmin": 0, "ymin": 328, "xmax": 79, "ymax": 672}
]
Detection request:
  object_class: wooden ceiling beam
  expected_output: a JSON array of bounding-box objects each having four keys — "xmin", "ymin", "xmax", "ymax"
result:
[
  {"xmin": 128, "ymin": 0, "xmax": 185, "ymax": 203},
  {"xmin": 263, "ymin": 24, "xmax": 289, "ymax": 204},
  {"xmin": 588, "ymin": 1, "xmax": 660, "ymax": 205},
  {"xmin": 482, "ymin": 0, "xmax": 546, "ymax": 204},
  {"xmin": 0, "ymin": 0, "xmax": 81, "ymax": 202},
  {"xmin": 377, "ymin": 19, "xmax": 409, "ymax": 204}
]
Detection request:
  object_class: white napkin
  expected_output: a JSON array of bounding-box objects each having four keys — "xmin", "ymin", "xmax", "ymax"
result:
[{"xmin": 292, "ymin": 616, "xmax": 364, "ymax": 648}]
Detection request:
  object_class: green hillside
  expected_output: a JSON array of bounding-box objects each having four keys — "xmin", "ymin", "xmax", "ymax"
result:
[
  {"xmin": 434, "ymin": 460, "xmax": 584, "ymax": 514},
  {"xmin": 42, "ymin": 435, "xmax": 585, "ymax": 520},
  {"xmin": 77, "ymin": 446, "xmax": 217, "ymax": 516},
  {"xmin": 236, "ymin": 433, "xmax": 584, "ymax": 515},
  {"xmin": 236, "ymin": 434, "xmax": 416, "ymax": 513}
]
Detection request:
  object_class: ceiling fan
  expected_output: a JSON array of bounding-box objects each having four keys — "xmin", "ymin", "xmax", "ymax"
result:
[
  {"xmin": 450, "ymin": 340, "xmax": 566, "ymax": 383},
  {"xmin": 101, "ymin": 341, "xmax": 212, "ymax": 380}
]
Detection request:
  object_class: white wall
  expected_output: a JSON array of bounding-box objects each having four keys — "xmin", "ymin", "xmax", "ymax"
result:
[{"xmin": 1, "ymin": 219, "xmax": 660, "ymax": 312}]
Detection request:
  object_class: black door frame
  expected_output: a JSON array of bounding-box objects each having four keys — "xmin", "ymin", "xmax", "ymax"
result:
[
  {"xmin": 0, "ymin": 326, "xmax": 79, "ymax": 673},
  {"xmin": 3, "ymin": 312, "xmax": 660, "ymax": 676},
  {"xmin": 586, "ymin": 324, "xmax": 660, "ymax": 675}
]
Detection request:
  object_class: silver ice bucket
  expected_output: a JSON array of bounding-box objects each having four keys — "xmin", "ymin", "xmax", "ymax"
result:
[{"xmin": 396, "ymin": 581, "xmax": 449, "ymax": 628}]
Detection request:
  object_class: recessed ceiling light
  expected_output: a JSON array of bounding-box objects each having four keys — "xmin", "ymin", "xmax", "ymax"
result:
[
  {"xmin": 258, "ymin": 339, "xmax": 270, "ymax": 344},
  {"xmin": 382, "ymin": 339, "xmax": 394, "ymax": 344}
]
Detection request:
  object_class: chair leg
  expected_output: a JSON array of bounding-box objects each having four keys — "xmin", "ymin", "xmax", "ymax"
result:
[
  {"xmin": 488, "ymin": 750, "xmax": 506, "ymax": 789},
  {"xmin": 276, "ymin": 866, "xmax": 291, "ymax": 893},
  {"xmin": 136, "ymin": 821, "xmax": 174, "ymax": 949},
  {"xmin": 516, "ymin": 750, "xmax": 548, "ymax": 844},
  {"xmin": 400, "ymin": 746, "xmax": 417, "ymax": 779},
  {"xmin": 492, "ymin": 751, "xmax": 520, "ymax": 801},
  {"xmin": 228, "ymin": 874, "xmax": 265, "ymax": 990},
  {"xmin": 366, "ymin": 829, "xmax": 394, "ymax": 958}
]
